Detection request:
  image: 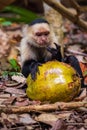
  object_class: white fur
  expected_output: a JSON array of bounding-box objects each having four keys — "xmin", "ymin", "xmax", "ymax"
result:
[
  {"xmin": 20, "ymin": 23, "xmax": 59, "ymax": 65},
  {"xmin": 20, "ymin": 37, "xmax": 37, "ymax": 64}
]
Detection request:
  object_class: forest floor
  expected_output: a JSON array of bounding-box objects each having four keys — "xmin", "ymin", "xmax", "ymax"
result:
[{"xmin": 0, "ymin": 9, "xmax": 87, "ymax": 130}]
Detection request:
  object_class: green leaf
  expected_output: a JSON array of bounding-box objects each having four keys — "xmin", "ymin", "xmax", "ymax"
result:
[
  {"xmin": 8, "ymin": 71, "xmax": 19, "ymax": 76},
  {"xmin": 83, "ymin": 70, "xmax": 87, "ymax": 76},
  {"xmin": 1, "ymin": 21, "xmax": 12, "ymax": 26},
  {"xmin": 4, "ymin": 5, "xmax": 38, "ymax": 18},
  {"xmin": 2, "ymin": 71, "xmax": 20, "ymax": 77},
  {"xmin": 9, "ymin": 59, "xmax": 20, "ymax": 72},
  {"xmin": 2, "ymin": 71, "xmax": 9, "ymax": 76},
  {"xmin": 1, "ymin": 5, "xmax": 40, "ymax": 23},
  {"xmin": 0, "ymin": 18, "xmax": 5, "ymax": 23},
  {"xmin": 9, "ymin": 59, "xmax": 17, "ymax": 67},
  {"xmin": 0, "ymin": 16, "xmax": 34, "ymax": 23}
]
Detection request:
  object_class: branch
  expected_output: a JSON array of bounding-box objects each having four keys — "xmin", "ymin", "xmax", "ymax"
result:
[
  {"xmin": 70, "ymin": 0, "xmax": 81, "ymax": 14},
  {"xmin": 43, "ymin": 0, "xmax": 87, "ymax": 31},
  {"xmin": 0, "ymin": 101, "xmax": 87, "ymax": 114},
  {"xmin": 70, "ymin": 0, "xmax": 87, "ymax": 12}
]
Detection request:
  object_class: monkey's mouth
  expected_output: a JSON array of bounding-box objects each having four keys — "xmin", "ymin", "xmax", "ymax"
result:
[{"xmin": 38, "ymin": 41, "xmax": 50, "ymax": 47}]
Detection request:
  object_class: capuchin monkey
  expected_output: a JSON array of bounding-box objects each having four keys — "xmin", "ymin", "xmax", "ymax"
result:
[{"xmin": 20, "ymin": 18, "xmax": 85, "ymax": 87}]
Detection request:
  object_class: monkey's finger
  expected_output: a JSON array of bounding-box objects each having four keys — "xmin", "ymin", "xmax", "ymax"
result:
[
  {"xmin": 38, "ymin": 63, "xmax": 42, "ymax": 66},
  {"xmin": 37, "ymin": 67, "xmax": 40, "ymax": 75},
  {"xmin": 46, "ymin": 46, "xmax": 56, "ymax": 53},
  {"xmin": 31, "ymin": 71, "xmax": 37, "ymax": 81},
  {"xmin": 46, "ymin": 46, "xmax": 52, "ymax": 52},
  {"xmin": 54, "ymin": 43, "xmax": 60, "ymax": 50}
]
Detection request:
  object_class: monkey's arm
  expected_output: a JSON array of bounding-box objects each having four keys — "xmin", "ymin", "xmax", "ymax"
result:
[
  {"xmin": 22, "ymin": 60, "xmax": 40, "ymax": 80},
  {"xmin": 47, "ymin": 43, "xmax": 85, "ymax": 87},
  {"xmin": 47, "ymin": 43, "xmax": 62, "ymax": 61},
  {"xmin": 63, "ymin": 55, "xmax": 86, "ymax": 87},
  {"xmin": 63, "ymin": 55, "xmax": 83, "ymax": 77},
  {"xmin": 47, "ymin": 43, "xmax": 83, "ymax": 77}
]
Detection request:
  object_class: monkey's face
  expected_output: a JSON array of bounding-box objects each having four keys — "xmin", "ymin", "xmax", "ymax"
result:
[{"xmin": 29, "ymin": 23, "xmax": 52, "ymax": 47}]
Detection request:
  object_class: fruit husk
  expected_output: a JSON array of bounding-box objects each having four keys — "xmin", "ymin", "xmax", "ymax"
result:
[{"xmin": 26, "ymin": 61, "xmax": 81, "ymax": 103}]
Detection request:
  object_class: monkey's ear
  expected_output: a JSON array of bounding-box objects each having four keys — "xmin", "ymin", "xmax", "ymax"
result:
[{"xmin": 22, "ymin": 24, "xmax": 29, "ymax": 37}]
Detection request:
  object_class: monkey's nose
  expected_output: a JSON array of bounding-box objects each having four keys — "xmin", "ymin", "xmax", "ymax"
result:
[{"xmin": 41, "ymin": 36, "xmax": 47, "ymax": 41}]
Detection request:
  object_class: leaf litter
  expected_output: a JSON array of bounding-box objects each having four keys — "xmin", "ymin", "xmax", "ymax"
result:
[{"xmin": 0, "ymin": 14, "xmax": 87, "ymax": 130}]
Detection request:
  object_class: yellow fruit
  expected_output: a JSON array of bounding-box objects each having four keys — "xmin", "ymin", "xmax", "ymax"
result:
[{"xmin": 26, "ymin": 61, "xmax": 81, "ymax": 102}]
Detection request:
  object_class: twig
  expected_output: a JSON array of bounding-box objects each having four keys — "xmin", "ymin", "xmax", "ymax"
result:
[
  {"xmin": 70, "ymin": 0, "xmax": 81, "ymax": 15},
  {"xmin": 66, "ymin": 122, "xmax": 87, "ymax": 126},
  {"xmin": 70, "ymin": 0, "xmax": 87, "ymax": 14},
  {"xmin": 43, "ymin": 0, "xmax": 87, "ymax": 31},
  {"xmin": 66, "ymin": 49, "xmax": 87, "ymax": 57},
  {"xmin": 0, "ymin": 101, "xmax": 87, "ymax": 114}
]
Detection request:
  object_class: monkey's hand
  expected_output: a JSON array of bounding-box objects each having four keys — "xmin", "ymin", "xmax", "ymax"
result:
[
  {"xmin": 29, "ymin": 60, "xmax": 41, "ymax": 80},
  {"xmin": 22, "ymin": 60, "xmax": 41, "ymax": 80},
  {"xmin": 47, "ymin": 43, "xmax": 62, "ymax": 61},
  {"xmin": 63, "ymin": 55, "xmax": 86, "ymax": 87}
]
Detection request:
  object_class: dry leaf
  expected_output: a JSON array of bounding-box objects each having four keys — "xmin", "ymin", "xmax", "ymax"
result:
[
  {"xmin": 35, "ymin": 113, "xmax": 58, "ymax": 126},
  {"xmin": 74, "ymin": 88, "xmax": 87, "ymax": 101},
  {"xmin": 2, "ymin": 96, "xmax": 16, "ymax": 105},
  {"xmin": 51, "ymin": 119, "xmax": 66, "ymax": 130},
  {"xmin": 15, "ymin": 98, "xmax": 29, "ymax": 106},
  {"xmin": 12, "ymin": 75, "xmax": 26, "ymax": 84},
  {"xmin": 4, "ymin": 87, "xmax": 26, "ymax": 97},
  {"xmin": 0, "ymin": 29, "xmax": 10, "ymax": 58},
  {"xmin": 19, "ymin": 114, "xmax": 36, "ymax": 124},
  {"xmin": 35, "ymin": 112, "xmax": 72, "ymax": 126}
]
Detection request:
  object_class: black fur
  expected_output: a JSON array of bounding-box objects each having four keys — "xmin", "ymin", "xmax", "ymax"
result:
[
  {"xmin": 22, "ymin": 43, "xmax": 85, "ymax": 87},
  {"xmin": 21, "ymin": 20, "xmax": 85, "ymax": 87},
  {"xmin": 22, "ymin": 60, "xmax": 41, "ymax": 80},
  {"xmin": 29, "ymin": 18, "xmax": 49, "ymax": 26},
  {"xmin": 63, "ymin": 55, "xmax": 83, "ymax": 78},
  {"xmin": 63, "ymin": 55, "xmax": 84, "ymax": 87},
  {"xmin": 47, "ymin": 43, "xmax": 62, "ymax": 61},
  {"xmin": 47, "ymin": 44, "xmax": 86, "ymax": 87}
]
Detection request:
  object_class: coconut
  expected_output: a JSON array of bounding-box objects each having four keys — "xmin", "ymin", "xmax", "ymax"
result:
[{"xmin": 26, "ymin": 61, "xmax": 81, "ymax": 102}]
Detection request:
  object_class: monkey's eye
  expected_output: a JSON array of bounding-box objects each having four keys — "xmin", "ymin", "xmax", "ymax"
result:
[
  {"xmin": 35, "ymin": 31, "xmax": 50, "ymax": 37},
  {"xmin": 44, "ymin": 32, "xmax": 49, "ymax": 36},
  {"xmin": 35, "ymin": 32, "xmax": 42, "ymax": 36}
]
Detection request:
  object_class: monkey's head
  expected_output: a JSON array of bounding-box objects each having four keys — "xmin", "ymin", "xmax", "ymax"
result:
[{"xmin": 23, "ymin": 18, "xmax": 52, "ymax": 48}]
